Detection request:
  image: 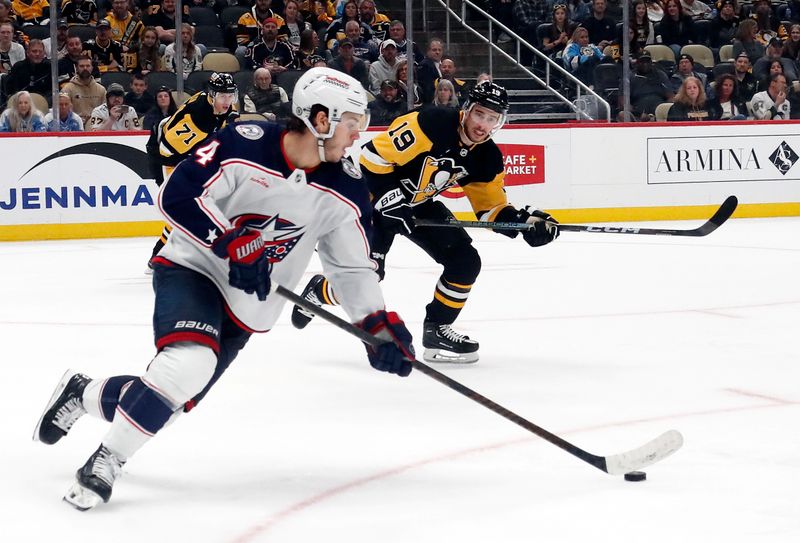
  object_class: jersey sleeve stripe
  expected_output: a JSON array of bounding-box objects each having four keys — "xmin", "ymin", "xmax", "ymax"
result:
[{"xmin": 359, "ymin": 146, "xmax": 394, "ymax": 174}]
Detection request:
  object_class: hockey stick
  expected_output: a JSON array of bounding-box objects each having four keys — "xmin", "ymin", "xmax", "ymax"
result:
[
  {"xmin": 415, "ymin": 195, "xmax": 738, "ymax": 237},
  {"xmin": 274, "ymin": 283, "xmax": 683, "ymax": 475}
]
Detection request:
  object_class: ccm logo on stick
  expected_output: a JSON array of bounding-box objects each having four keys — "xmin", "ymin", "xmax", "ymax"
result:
[{"xmin": 585, "ymin": 226, "xmax": 642, "ymax": 233}]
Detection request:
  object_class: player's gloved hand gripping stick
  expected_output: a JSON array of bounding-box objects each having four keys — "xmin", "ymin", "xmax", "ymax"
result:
[{"xmin": 212, "ymin": 227, "xmax": 272, "ymax": 301}]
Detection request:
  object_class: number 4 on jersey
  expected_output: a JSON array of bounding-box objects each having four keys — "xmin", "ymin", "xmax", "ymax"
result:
[{"xmin": 195, "ymin": 140, "xmax": 221, "ymax": 166}]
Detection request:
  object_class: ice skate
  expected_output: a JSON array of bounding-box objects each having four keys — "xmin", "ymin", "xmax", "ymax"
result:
[
  {"xmin": 422, "ymin": 322, "xmax": 480, "ymax": 364},
  {"xmin": 63, "ymin": 445, "xmax": 125, "ymax": 511},
  {"xmin": 33, "ymin": 369, "xmax": 91, "ymax": 445},
  {"xmin": 291, "ymin": 274, "xmax": 326, "ymax": 329}
]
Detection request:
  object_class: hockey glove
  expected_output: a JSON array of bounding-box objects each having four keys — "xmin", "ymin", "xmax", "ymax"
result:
[
  {"xmin": 373, "ymin": 188, "xmax": 415, "ymax": 235},
  {"xmin": 516, "ymin": 206, "xmax": 560, "ymax": 247},
  {"xmin": 357, "ymin": 310, "xmax": 414, "ymax": 377},
  {"xmin": 212, "ymin": 227, "xmax": 272, "ymax": 301}
]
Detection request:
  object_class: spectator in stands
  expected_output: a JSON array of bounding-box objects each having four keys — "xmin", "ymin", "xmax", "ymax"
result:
[
  {"xmin": 309, "ymin": 54, "xmax": 326, "ymax": 67},
  {"xmin": 63, "ymin": 56, "xmax": 106, "ymax": 123},
  {"xmin": 709, "ymin": 0, "xmax": 739, "ymax": 48},
  {"xmin": 668, "ymin": 76, "xmax": 710, "ymax": 119},
  {"xmin": 563, "ymin": 26, "xmax": 604, "ymax": 85},
  {"xmin": 106, "ymin": 0, "xmax": 144, "ymax": 72},
  {"xmin": 164, "ymin": 23, "xmax": 203, "ymax": 79},
  {"xmin": 0, "ymin": 21, "xmax": 25, "ymax": 84},
  {"xmin": 246, "ymin": 17, "xmax": 295, "ymax": 75},
  {"xmin": 627, "ymin": 51, "xmax": 674, "ymax": 119},
  {"xmin": 732, "ymin": 19, "xmax": 765, "ymax": 62},
  {"xmin": 751, "ymin": 0, "xmax": 786, "ymax": 46},
  {"xmin": 512, "ymin": 0, "xmax": 551, "ymax": 66},
  {"xmin": 658, "ymin": 0, "xmax": 697, "ymax": 57},
  {"xmin": 542, "ymin": 3, "xmax": 577, "ymax": 59},
  {"xmin": 237, "ymin": 0, "xmax": 285, "ymax": 57},
  {"xmin": 10, "ymin": 0, "xmax": 49, "ymax": 26},
  {"xmin": 142, "ymin": 85, "xmax": 176, "ymax": 130},
  {"xmin": 417, "ymin": 37, "xmax": 444, "ymax": 103},
  {"xmin": 242, "ymin": 67, "xmax": 288, "ymax": 121},
  {"xmin": 328, "ymin": 36, "xmax": 368, "ymax": 88},
  {"xmin": 756, "ymin": 58, "xmax": 785, "ymax": 90},
  {"xmin": 388, "ymin": 19, "xmax": 424, "ymax": 64},
  {"xmin": 6, "ymin": 39, "xmax": 52, "ymax": 97},
  {"xmin": 438, "ymin": 55, "xmax": 470, "ymax": 104},
  {"xmin": 61, "ymin": 0, "xmax": 98, "ymax": 26},
  {"xmin": 0, "ymin": 89, "xmax": 46, "ymax": 131},
  {"xmin": 432, "ymin": 78, "xmax": 459, "ymax": 107},
  {"xmin": 708, "ymin": 73, "xmax": 747, "ymax": 119},
  {"xmin": 395, "ymin": 57, "xmax": 420, "ymax": 106},
  {"xmin": 583, "ymin": 0, "xmax": 617, "ymax": 49},
  {"xmin": 680, "ymin": 0, "xmax": 712, "ymax": 21},
  {"xmin": 732, "ymin": 51, "xmax": 758, "ymax": 101},
  {"xmin": 325, "ymin": 0, "xmax": 365, "ymax": 48},
  {"xmin": 337, "ymin": 19, "xmax": 377, "ymax": 63},
  {"xmin": 670, "ymin": 53, "xmax": 707, "ymax": 91},
  {"xmin": 630, "ymin": 0, "xmax": 656, "ymax": 49},
  {"xmin": 299, "ymin": 0, "xmax": 335, "ymax": 34},
  {"xmin": 750, "ymin": 72, "xmax": 790, "ymax": 118},
  {"xmin": 294, "ymin": 28, "xmax": 327, "ymax": 69},
  {"xmin": 358, "ymin": 0, "xmax": 390, "ymax": 42},
  {"xmin": 88, "ymin": 81, "xmax": 140, "ymax": 130},
  {"xmin": 85, "ymin": 19, "xmax": 124, "ymax": 73},
  {"xmin": 369, "ymin": 78, "xmax": 407, "ymax": 125},
  {"xmin": 133, "ymin": 26, "xmax": 162, "ymax": 75},
  {"xmin": 57, "ymin": 35, "xmax": 88, "ymax": 85},
  {"xmin": 43, "ymin": 18, "xmax": 69, "ymax": 60},
  {"xmin": 125, "ymin": 73, "xmax": 155, "ymax": 116},
  {"xmin": 564, "ymin": 0, "xmax": 591, "ymax": 23},
  {"xmin": 754, "ymin": 37, "xmax": 798, "ymax": 81},
  {"xmin": 45, "ymin": 92, "xmax": 84, "ymax": 130},
  {"xmin": 784, "ymin": 24, "xmax": 800, "ymax": 61},
  {"xmin": 489, "ymin": 0, "xmax": 515, "ymax": 43},
  {"xmin": 0, "ymin": 0, "xmax": 17, "ymax": 28},
  {"xmin": 368, "ymin": 38, "xmax": 398, "ymax": 93},
  {"xmin": 279, "ymin": 0, "xmax": 310, "ymax": 51},
  {"xmin": 145, "ymin": 0, "xmax": 190, "ymax": 45}
]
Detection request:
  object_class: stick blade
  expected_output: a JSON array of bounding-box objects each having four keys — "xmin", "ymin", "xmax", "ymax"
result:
[
  {"xmin": 694, "ymin": 195, "xmax": 738, "ymax": 236},
  {"xmin": 603, "ymin": 429, "xmax": 684, "ymax": 475}
]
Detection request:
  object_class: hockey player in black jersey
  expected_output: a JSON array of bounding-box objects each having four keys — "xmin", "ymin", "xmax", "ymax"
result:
[
  {"xmin": 146, "ymin": 72, "xmax": 240, "ymax": 267},
  {"xmin": 291, "ymin": 81, "xmax": 559, "ymax": 364},
  {"xmin": 33, "ymin": 67, "xmax": 415, "ymax": 511}
]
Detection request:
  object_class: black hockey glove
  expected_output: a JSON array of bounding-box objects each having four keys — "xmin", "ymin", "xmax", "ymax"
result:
[
  {"xmin": 212, "ymin": 227, "xmax": 272, "ymax": 301},
  {"xmin": 515, "ymin": 206, "xmax": 559, "ymax": 247},
  {"xmin": 357, "ymin": 310, "xmax": 414, "ymax": 377},
  {"xmin": 373, "ymin": 188, "xmax": 415, "ymax": 235}
]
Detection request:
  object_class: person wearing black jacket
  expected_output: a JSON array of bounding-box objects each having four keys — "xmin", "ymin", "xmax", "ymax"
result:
[
  {"xmin": 657, "ymin": 0, "xmax": 697, "ymax": 56},
  {"xmin": 709, "ymin": 0, "xmax": 740, "ymax": 48},
  {"xmin": 708, "ymin": 73, "xmax": 748, "ymax": 119},
  {"xmin": 6, "ymin": 39, "xmax": 51, "ymax": 99}
]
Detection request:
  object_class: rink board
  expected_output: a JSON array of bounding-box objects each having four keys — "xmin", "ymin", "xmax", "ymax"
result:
[{"xmin": 1, "ymin": 122, "xmax": 799, "ymax": 241}]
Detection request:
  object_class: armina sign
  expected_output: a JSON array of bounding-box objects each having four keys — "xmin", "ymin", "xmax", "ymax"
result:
[{"xmin": 647, "ymin": 135, "xmax": 800, "ymax": 184}]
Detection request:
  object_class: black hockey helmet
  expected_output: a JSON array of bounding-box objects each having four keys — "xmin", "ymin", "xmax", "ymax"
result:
[
  {"xmin": 466, "ymin": 81, "xmax": 509, "ymax": 115},
  {"xmin": 208, "ymin": 72, "xmax": 237, "ymax": 95}
]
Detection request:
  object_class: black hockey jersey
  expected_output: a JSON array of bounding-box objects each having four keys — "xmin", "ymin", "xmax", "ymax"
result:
[{"xmin": 157, "ymin": 91, "xmax": 234, "ymax": 166}]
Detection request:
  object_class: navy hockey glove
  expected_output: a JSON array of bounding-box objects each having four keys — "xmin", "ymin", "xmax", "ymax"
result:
[
  {"xmin": 357, "ymin": 310, "xmax": 414, "ymax": 377},
  {"xmin": 212, "ymin": 227, "xmax": 271, "ymax": 301},
  {"xmin": 373, "ymin": 188, "xmax": 415, "ymax": 235},
  {"xmin": 516, "ymin": 206, "xmax": 559, "ymax": 247}
]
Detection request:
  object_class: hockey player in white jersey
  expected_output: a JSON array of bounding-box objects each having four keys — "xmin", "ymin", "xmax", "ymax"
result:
[{"xmin": 32, "ymin": 67, "xmax": 416, "ymax": 511}]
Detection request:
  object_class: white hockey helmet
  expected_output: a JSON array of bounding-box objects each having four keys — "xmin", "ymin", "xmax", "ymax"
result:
[{"xmin": 291, "ymin": 67, "xmax": 370, "ymax": 146}]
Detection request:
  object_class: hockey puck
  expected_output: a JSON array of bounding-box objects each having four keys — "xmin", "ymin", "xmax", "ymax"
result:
[{"xmin": 624, "ymin": 471, "xmax": 646, "ymax": 482}]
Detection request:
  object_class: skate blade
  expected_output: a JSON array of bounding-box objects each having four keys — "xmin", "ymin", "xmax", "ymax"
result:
[
  {"xmin": 423, "ymin": 348, "xmax": 479, "ymax": 364},
  {"xmin": 32, "ymin": 369, "xmax": 78, "ymax": 443},
  {"xmin": 63, "ymin": 482, "xmax": 103, "ymax": 511}
]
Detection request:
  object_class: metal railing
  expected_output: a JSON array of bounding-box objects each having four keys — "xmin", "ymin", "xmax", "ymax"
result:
[{"xmin": 423, "ymin": 0, "xmax": 611, "ymax": 122}]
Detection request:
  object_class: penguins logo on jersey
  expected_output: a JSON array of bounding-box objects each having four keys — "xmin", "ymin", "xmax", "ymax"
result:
[
  {"xmin": 235, "ymin": 124, "xmax": 265, "ymax": 140},
  {"xmin": 402, "ymin": 157, "xmax": 467, "ymax": 205},
  {"xmin": 232, "ymin": 213, "xmax": 304, "ymax": 263}
]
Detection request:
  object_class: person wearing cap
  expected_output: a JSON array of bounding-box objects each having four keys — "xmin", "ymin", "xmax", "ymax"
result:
[
  {"xmin": 626, "ymin": 51, "xmax": 674, "ymax": 120},
  {"xmin": 709, "ymin": 0, "xmax": 740, "ymax": 48},
  {"xmin": 44, "ymin": 92, "xmax": 84, "ymax": 131},
  {"xmin": 751, "ymin": 71, "xmax": 790, "ymax": 118},
  {"xmin": 88, "ymin": 81, "xmax": 140, "ymax": 130},
  {"xmin": 329, "ymin": 36, "xmax": 369, "ymax": 89},
  {"xmin": 245, "ymin": 16, "xmax": 295, "ymax": 74},
  {"xmin": 680, "ymin": 0, "xmax": 712, "ymax": 21},
  {"xmin": 42, "ymin": 18, "xmax": 70, "ymax": 59},
  {"xmin": 105, "ymin": 0, "xmax": 144, "ymax": 72},
  {"xmin": 670, "ymin": 53, "xmax": 708, "ymax": 92},
  {"xmin": 338, "ymin": 18, "xmax": 377, "ymax": 63},
  {"xmin": 368, "ymin": 38, "xmax": 399, "ymax": 94},
  {"xmin": 83, "ymin": 19, "xmax": 124, "ymax": 73},
  {"xmin": 236, "ymin": 0, "xmax": 285, "ymax": 52},
  {"xmin": 243, "ymin": 67, "xmax": 289, "ymax": 121},
  {"xmin": 368, "ymin": 78, "xmax": 407, "ymax": 126},
  {"xmin": 62, "ymin": 55, "xmax": 105, "ymax": 123},
  {"xmin": 61, "ymin": 0, "xmax": 98, "ymax": 26},
  {"xmin": 732, "ymin": 50, "xmax": 758, "ymax": 101},
  {"xmin": 753, "ymin": 36, "xmax": 798, "ymax": 81}
]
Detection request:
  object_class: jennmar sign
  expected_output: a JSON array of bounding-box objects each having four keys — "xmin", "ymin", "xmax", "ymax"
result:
[{"xmin": 647, "ymin": 135, "xmax": 800, "ymax": 184}]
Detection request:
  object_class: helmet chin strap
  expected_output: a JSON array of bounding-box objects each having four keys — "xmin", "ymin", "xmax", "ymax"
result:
[{"xmin": 316, "ymin": 136, "xmax": 327, "ymax": 162}]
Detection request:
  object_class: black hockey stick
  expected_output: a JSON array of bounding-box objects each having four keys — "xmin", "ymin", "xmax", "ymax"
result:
[
  {"xmin": 274, "ymin": 283, "xmax": 683, "ymax": 475},
  {"xmin": 415, "ymin": 195, "xmax": 738, "ymax": 237}
]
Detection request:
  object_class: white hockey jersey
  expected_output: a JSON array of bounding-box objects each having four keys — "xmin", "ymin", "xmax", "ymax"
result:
[{"xmin": 158, "ymin": 121, "xmax": 384, "ymax": 332}]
